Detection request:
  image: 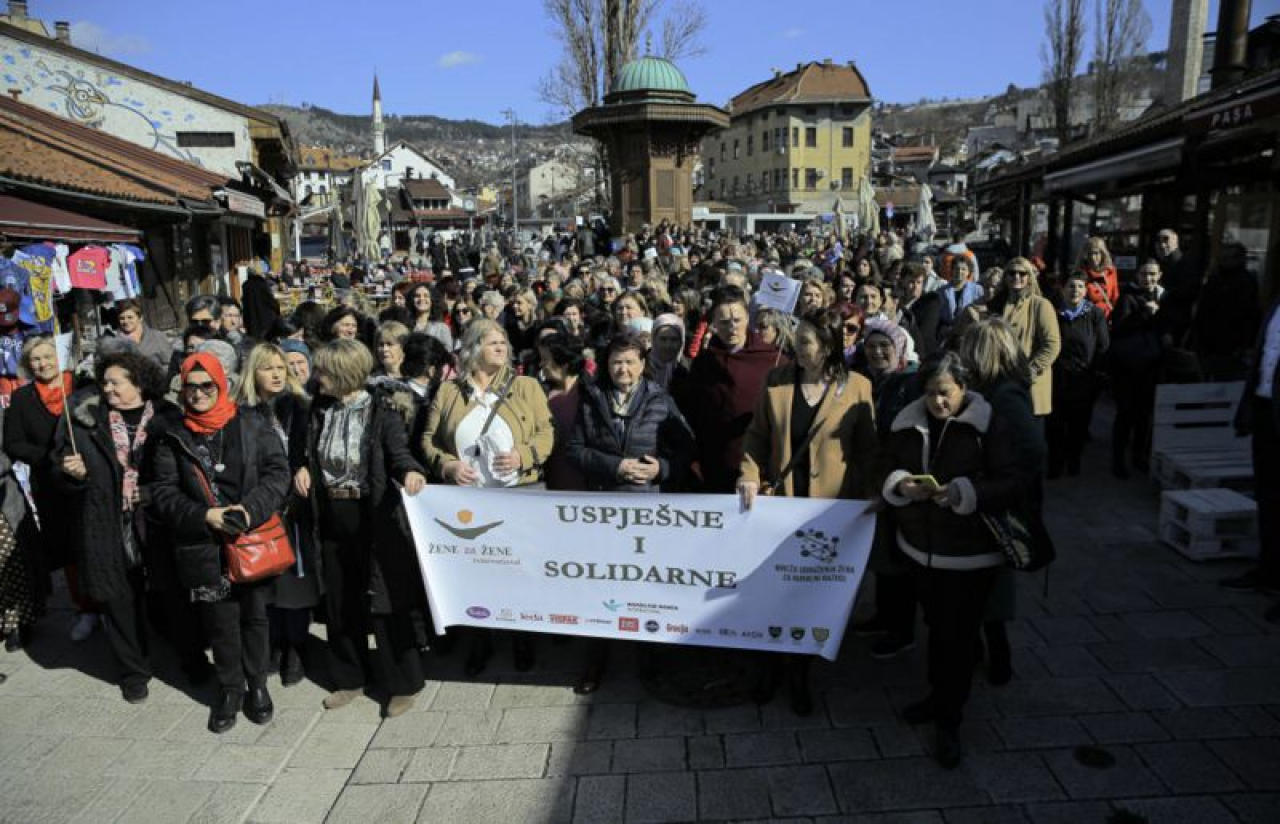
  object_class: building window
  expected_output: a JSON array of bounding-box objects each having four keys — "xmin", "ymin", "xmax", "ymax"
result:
[
  {"xmin": 381, "ymin": 159, "xmax": 392, "ymax": 171},
  {"xmin": 762, "ymin": 130, "xmax": 769, "ymax": 151},
  {"xmin": 792, "ymin": 168, "xmax": 799, "ymax": 189},
  {"xmin": 775, "ymin": 127, "xmax": 785, "ymax": 149},
  {"xmin": 842, "ymin": 127, "xmax": 854, "ymax": 148},
  {"xmin": 733, "ymin": 139, "xmax": 740, "ymax": 159},
  {"xmin": 747, "ymin": 135, "xmax": 753, "ymax": 156},
  {"xmin": 720, "ymin": 142, "xmax": 726, "ymax": 162},
  {"xmin": 304, "ymin": 184, "xmax": 313, "ymax": 196},
  {"xmin": 761, "ymin": 171, "xmax": 769, "ymax": 192},
  {"xmin": 732, "ymin": 175, "xmax": 739, "ymax": 195},
  {"xmin": 719, "ymin": 179, "xmax": 726, "ymax": 198},
  {"xmin": 319, "ymin": 185, "xmax": 328, "ymax": 194},
  {"xmin": 805, "ymin": 168, "xmax": 818, "ymax": 190},
  {"xmin": 805, "ymin": 107, "xmax": 817, "ymax": 116},
  {"xmin": 775, "ymin": 168, "xmax": 785, "ymax": 189},
  {"xmin": 792, "ymin": 127, "xmax": 799, "ymax": 147},
  {"xmin": 805, "ymin": 127, "xmax": 817, "ymax": 148},
  {"xmin": 176, "ymin": 131, "xmax": 235, "ymax": 148},
  {"xmin": 841, "ymin": 167, "xmax": 854, "ymax": 189}
]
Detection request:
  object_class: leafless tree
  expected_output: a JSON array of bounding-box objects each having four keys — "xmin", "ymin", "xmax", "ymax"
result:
[
  {"xmin": 538, "ymin": 0, "xmax": 707, "ymax": 207},
  {"xmin": 1092, "ymin": 0, "xmax": 1151, "ymax": 133},
  {"xmin": 1041, "ymin": 0, "xmax": 1086, "ymax": 146}
]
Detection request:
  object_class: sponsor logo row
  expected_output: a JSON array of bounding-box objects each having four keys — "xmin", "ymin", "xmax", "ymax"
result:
[{"xmin": 465, "ymin": 606, "xmax": 829, "ymax": 643}]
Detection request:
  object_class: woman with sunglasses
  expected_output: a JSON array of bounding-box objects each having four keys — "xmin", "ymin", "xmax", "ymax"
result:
[
  {"xmin": 55, "ymin": 350, "xmax": 173, "ymax": 703},
  {"xmin": 984, "ymin": 257, "xmax": 1061, "ymax": 419},
  {"xmin": 148, "ymin": 352, "xmax": 290, "ymax": 733}
]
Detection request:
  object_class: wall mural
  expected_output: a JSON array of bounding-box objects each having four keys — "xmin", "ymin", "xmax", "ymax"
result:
[{"xmin": 2, "ymin": 41, "xmax": 250, "ymax": 172}]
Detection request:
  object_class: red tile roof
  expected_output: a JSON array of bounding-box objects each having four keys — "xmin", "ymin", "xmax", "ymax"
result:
[
  {"xmin": 403, "ymin": 178, "xmax": 452, "ymax": 200},
  {"xmin": 0, "ymin": 194, "xmax": 141, "ymax": 243},
  {"xmin": 730, "ymin": 61, "xmax": 872, "ymax": 116},
  {"xmin": 0, "ymin": 95, "xmax": 227, "ymax": 205}
]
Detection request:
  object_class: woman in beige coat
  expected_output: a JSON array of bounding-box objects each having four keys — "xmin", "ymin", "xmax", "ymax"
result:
[
  {"xmin": 738, "ymin": 307, "xmax": 878, "ymax": 715},
  {"xmin": 984, "ymin": 258, "xmax": 1061, "ymax": 417},
  {"xmin": 421, "ymin": 318, "xmax": 554, "ymax": 674}
]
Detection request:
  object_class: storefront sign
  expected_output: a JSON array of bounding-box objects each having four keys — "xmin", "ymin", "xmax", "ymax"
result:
[
  {"xmin": 1186, "ymin": 85, "xmax": 1280, "ymax": 135},
  {"xmin": 221, "ymin": 190, "xmax": 266, "ymax": 219},
  {"xmin": 402, "ymin": 488, "xmax": 875, "ymax": 661}
]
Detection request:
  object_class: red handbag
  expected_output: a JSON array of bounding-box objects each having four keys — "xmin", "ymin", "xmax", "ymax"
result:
[{"xmin": 194, "ymin": 469, "xmax": 295, "ymax": 584}]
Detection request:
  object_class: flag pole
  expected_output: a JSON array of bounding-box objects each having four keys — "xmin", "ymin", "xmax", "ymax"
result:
[{"xmin": 51, "ymin": 315, "xmax": 78, "ymax": 456}]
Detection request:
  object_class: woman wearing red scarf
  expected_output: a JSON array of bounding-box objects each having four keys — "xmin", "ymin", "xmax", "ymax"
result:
[
  {"xmin": 1077, "ymin": 238, "xmax": 1120, "ymax": 320},
  {"xmin": 3, "ymin": 336, "xmax": 76, "ymax": 648},
  {"xmin": 148, "ymin": 352, "xmax": 290, "ymax": 734},
  {"xmin": 54, "ymin": 349, "xmax": 171, "ymax": 703}
]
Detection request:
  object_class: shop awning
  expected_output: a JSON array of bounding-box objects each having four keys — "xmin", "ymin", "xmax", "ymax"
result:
[
  {"xmin": 1045, "ymin": 138, "xmax": 1184, "ymax": 194},
  {"xmin": 0, "ymin": 194, "xmax": 142, "ymax": 243}
]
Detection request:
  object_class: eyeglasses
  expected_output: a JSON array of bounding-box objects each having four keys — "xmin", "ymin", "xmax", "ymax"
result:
[
  {"xmin": 844, "ymin": 324, "xmax": 861, "ymax": 334},
  {"xmin": 1009, "ymin": 269, "xmax": 1032, "ymax": 278},
  {"xmin": 183, "ymin": 380, "xmax": 218, "ymax": 396}
]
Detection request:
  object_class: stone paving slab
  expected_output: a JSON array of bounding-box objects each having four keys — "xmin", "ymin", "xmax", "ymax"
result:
[{"xmin": 3, "ymin": 421, "xmax": 1280, "ymax": 822}]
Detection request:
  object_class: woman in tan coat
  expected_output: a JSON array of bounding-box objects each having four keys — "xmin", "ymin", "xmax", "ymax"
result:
[
  {"xmin": 422, "ymin": 318, "xmax": 555, "ymax": 674},
  {"xmin": 984, "ymin": 258, "xmax": 1061, "ymax": 417},
  {"xmin": 738, "ymin": 307, "xmax": 878, "ymax": 714}
]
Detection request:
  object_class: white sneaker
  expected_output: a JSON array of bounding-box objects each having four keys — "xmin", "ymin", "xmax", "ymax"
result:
[{"xmin": 70, "ymin": 613, "xmax": 97, "ymax": 642}]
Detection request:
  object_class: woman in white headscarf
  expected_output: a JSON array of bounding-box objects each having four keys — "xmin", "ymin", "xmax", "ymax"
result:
[{"xmin": 646, "ymin": 313, "xmax": 688, "ymax": 391}]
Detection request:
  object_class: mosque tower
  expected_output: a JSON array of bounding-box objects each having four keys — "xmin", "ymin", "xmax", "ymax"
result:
[{"xmin": 372, "ymin": 73, "xmax": 386, "ymax": 157}]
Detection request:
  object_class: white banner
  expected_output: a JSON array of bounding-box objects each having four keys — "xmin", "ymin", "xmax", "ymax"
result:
[{"xmin": 402, "ymin": 488, "xmax": 875, "ymax": 661}]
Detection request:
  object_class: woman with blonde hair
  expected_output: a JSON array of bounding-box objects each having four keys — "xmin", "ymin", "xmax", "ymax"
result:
[
  {"xmin": 983, "ymin": 258, "xmax": 1061, "ymax": 418},
  {"xmin": 958, "ymin": 318, "xmax": 1047, "ymax": 689},
  {"xmin": 422, "ymin": 318, "xmax": 554, "ymax": 675},
  {"xmin": 235, "ymin": 343, "xmax": 314, "ymax": 687},
  {"xmin": 373, "ymin": 321, "xmax": 411, "ymax": 379},
  {"xmin": 1077, "ymin": 237, "xmax": 1119, "ymax": 320},
  {"xmin": 294, "ymin": 339, "xmax": 428, "ymax": 717}
]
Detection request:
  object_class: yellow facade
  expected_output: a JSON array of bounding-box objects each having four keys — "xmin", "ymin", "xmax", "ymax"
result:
[{"xmin": 703, "ymin": 106, "xmax": 871, "ymax": 214}]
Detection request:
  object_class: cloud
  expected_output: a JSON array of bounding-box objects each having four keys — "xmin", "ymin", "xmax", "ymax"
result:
[
  {"xmin": 438, "ymin": 51, "xmax": 482, "ymax": 69},
  {"xmin": 781, "ymin": 27, "xmax": 804, "ymax": 39},
  {"xmin": 71, "ymin": 21, "xmax": 151, "ymax": 56}
]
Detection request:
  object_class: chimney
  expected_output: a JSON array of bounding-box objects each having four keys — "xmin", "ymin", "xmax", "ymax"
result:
[
  {"xmin": 54, "ymin": 21, "xmax": 70, "ymax": 44},
  {"xmin": 1165, "ymin": 0, "xmax": 1208, "ymax": 104},
  {"xmin": 8, "ymin": 1, "xmax": 28, "ymax": 21},
  {"xmin": 7, "ymin": 88, "xmax": 21, "ymax": 101},
  {"xmin": 1210, "ymin": 0, "xmax": 1252, "ymax": 90}
]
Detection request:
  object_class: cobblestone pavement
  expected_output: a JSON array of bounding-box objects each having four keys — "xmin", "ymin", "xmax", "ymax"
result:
[{"xmin": 2, "ymin": 416, "xmax": 1279, "ymax": 823}]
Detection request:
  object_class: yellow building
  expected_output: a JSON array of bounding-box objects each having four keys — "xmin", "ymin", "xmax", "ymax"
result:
[{"xmin": 701, "ymin": 59, "xmax": 873, "ymax": 215}]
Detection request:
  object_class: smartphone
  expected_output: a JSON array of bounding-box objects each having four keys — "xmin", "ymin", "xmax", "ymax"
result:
[{"xmin": 905, "ymin": 474, "xmax": 941, "ymax": 491}]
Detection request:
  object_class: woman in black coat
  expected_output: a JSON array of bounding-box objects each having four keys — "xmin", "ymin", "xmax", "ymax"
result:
[
  {"xmin": 1110, "ymin": 261, "xmax": 1166, "ymax": 478},
  {"xmin": 293, "ymin": 339, "xmax": 428, "ymax": 719},
  {"xmin": 880, "ymin": 352, "xmax": 1027, "ymax": 768},
  {"xmin": 53, "ymin": 350, "xmax": 172, "ymax": 704},
  {"xmin": 566, "ymin": 331, "xmax": 694, "ymax": 693},
  {"xmin": 3, "ymin": 335, "xmax": 74, "ymax": 645},
  {"xmin": 235, "ymin": 342, "xmax": 316, "ymax": 687},
  {"xmin": 147, "ymin": 352, "xmax": 290, "ymax": 734},
  {"xmin": 1048, "ymin": 272, "xmax": 1110, "ymax": 478}
]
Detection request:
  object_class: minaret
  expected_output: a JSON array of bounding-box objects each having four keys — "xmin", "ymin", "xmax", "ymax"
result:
[{"xmin": 372, "ymin": 73, "xmax": 386, "ymax": 157}]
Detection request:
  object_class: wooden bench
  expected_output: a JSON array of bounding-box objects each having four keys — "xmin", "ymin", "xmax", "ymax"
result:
[
  {"xmin": 1150, "ymin": 382, "xmax": 1252, "ymax": 491},
  {"xmin": 1158, "ymin": 488, "xmax": 1258, "ymax": 561}
]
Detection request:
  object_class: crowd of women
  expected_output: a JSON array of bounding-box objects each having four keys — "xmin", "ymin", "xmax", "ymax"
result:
[{"xmin": 0, "ymin": 223, "xmax": 1238, "ymax": 768}]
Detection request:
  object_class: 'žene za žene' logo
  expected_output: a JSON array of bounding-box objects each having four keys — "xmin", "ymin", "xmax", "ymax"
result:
[{"xmin": 435, "ymin": 509, "xmax": 504, "ymax": 540}]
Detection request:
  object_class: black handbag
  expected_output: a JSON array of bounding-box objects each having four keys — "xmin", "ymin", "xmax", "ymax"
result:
[{"xmin": 980, "ymin": 505, "xmax": 1056, "ymax": 572}]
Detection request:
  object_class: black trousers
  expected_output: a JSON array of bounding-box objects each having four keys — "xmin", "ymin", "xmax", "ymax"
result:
[
  {"xmin": 1112, "ymin": 369, "xmax": 1157, "ymax": 466},
  {"xmin": 875, "ymin": 570, "xmax": 917, "ymax": 642},
  {"xmin": 913, "ymin": 563, "xmax": 1000, "ymax": 729},
  {"xmin": 268, "ymin": 606, "xmax": 312, "ymax": 647},
  {"xmin": 1048, "ymin": 372, "xmax": 1099, "ymax": 470},
  {"xmin": 199, "ymin": 581, "xmax": 270, "ymax": 693},
  {"xmin": 99, "ymin": 567, "xmax": 152, "ymax": 688},
  {"xmin": 1253, "ymin": 399, "xmax": 1280, "ymax": 584},
  {"xmin": 322, "ymin": 500, "xmax": 425, "ymax": 697}
]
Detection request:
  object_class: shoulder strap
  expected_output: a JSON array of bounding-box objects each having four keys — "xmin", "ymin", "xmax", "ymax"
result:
[
  {"xmin": 770, "ymin": 382, "xmax": 831, "ymax": 490},
  {"xmin": 478, "ymin": 371, "xmax": 518, "ymax": 441}
]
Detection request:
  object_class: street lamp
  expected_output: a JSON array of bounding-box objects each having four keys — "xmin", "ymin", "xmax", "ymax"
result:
[{"xmin": 502, "ymin": 108, "xmax": 518, "ymax": 239}]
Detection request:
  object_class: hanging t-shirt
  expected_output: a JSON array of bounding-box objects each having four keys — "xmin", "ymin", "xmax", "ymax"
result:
[
  {"xmin": 13, "ymin": 245, "xmax": 55, "ymax": 332},
  {"xmin": 51, "ymin": 243, "xmax": 72, "ymax": 295},
  {"xmin": 68, "ymin": 246, "xmax": 109, "ymax": 290},
  {"xmin": 106, "ymin": 244, "xmax": 145, "ymax": 301},
  {"xmin": 0, "ymin": 333, "xmax": 22, "ymax": 377},
  {"xmin": 0, "ymin": 256, "xmax": 25, "ymax": 293},
  {"xmin": 105, "ymin": 246, "xmax": 127, "ymax": 301},
  {"xmin": 119, "ymin": 244, "xmax": 145, "ymax": 298}
]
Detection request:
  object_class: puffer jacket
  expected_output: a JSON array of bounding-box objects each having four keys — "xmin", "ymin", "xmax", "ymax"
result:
[
  {"xmin": 881, "ymin": 393, "xmax": 1025, "ymax": 569},
  {"xmin": 568, "ymin": 377, "xmax": 693, "ymax": 492}
]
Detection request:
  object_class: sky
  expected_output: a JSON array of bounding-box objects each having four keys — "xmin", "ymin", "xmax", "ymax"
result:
[{"xmin": 24, "ymin": 0, "xmax": 1280, "ymax": 125}]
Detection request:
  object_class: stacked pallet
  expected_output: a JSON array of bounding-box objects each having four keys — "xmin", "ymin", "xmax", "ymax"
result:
[
  {"xmin": 1150, "ymin": 382, "xmax": 1258, "ymax": 561},
  {"xmin": 1158, "ymin": 488, "xmax": 1258, "ymax": 561},
  {"xmin": 1150, "ymin": 382, "xmax": 1252, "ymax": 491}
]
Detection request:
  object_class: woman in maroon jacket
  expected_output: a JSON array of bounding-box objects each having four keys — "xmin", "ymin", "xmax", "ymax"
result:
[{"xmin": 676, "ymin": 286, "xmax": 783, "ymax": 492}]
